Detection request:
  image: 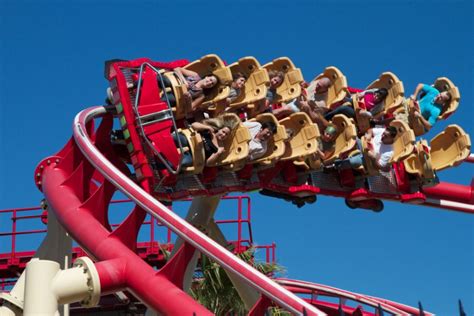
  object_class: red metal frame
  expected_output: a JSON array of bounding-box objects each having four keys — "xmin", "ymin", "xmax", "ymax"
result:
[
  {"xmin": 1, "ymin": 57, "xmax": 469, "ymax": 314},
  {"xmin": 106, "ymin": 58, "xmax": 190, "ymax": 195},
  {"xmin": 277, "ymin": 278, "xmax": 432, "ymax": 316},
  {"xmin": 100, "ymin": 57, "xmax": 474, "ymax": 215},
  {"xmin": 0, "ymin": 195, "xmax": 276, "ymax": 286},
  {"xmin": 39, "ymin": 106, "xmax": 323, "ymax": 315}
]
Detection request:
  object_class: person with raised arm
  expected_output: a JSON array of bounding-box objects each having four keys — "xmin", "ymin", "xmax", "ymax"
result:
[{"xmin": 409, "ymin": 83, "xmax": 451, "ymax": 132}]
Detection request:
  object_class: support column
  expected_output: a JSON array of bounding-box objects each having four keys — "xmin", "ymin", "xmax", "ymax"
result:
[
  {"xmin": 170, "ymin": 195, "xmax": 222, "ymax": 291},
  {"xmin": 170, "ymin": 195, "xmax": 259, "ymax": 309},
  {"xmin": 23, "ymin": 257, "xmax": 100, "ymax": 316},
  {"xmin": 0, "ymin": 201, "xmax": 72, "ymax": 315},
  {"xmin": 206, "ymin": 221, "xmax": 260, "ymax": 309}
]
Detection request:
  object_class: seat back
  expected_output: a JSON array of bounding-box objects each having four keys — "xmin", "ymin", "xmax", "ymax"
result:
[
  {"xmin": 433, "ymin": 77, "xmax": 461, "ymax": 120},
  {"xmin": 366, "ymin": 72, "xmax": 405, "ymax": 113},
  {"xmin": 185, "ymin": 54, "xmax": 233, "ymax": 111},
  {"xmin": 390, "ymin": 120, "xmax": 415, "ymax": 162},
  {"xmin": 179, "ymin": 128, "xmax": 205, "ymax": 174},
  {"xmin": 207, "ymin": 124, "xmax": 251, "ymax": 169},
  {"xmin": 403, "ymin": 154, "xmax": 422, "ymax": 176},
  {"xmin": 429, "ymin": 125, "xmax": 471, "ymax": 171},
  {"xmin": 263, "ymin": 57, "xmax": 303, "ymax": 103},
  {"xmin": 308, "ymin": 66, "xmax": 348, "ymax": 109},
  {"xmin": 248, "ymin": 113, "xmax": 287, "ymax": 165},
  {"xmin": 162, "ymin": 71, "xmax": 191, "ymax": 120},
  {"xmin": 279, "ymin": 112, "xmax": 319, "ymax": 161},
  {"xmin": 351, "ymin": 94, "xmax": 371, "ymax": 133},
  {"xmin": 359, "ymin": 135, "xmax": 377, "ymax": 176},
  {"xmin": 405, "ymin": 98, "xmax": 428, "ymax": 136},
  {"xmin": 229, "ymin": 56, "xmax": 269, "ymax": 110},
  {"xmin": 403, "ymin": 140, "xmax": 436, "ymax": 181},
  {"xmin": 324, "ymin": 114, "xmax": 357, "ymax": 163}
]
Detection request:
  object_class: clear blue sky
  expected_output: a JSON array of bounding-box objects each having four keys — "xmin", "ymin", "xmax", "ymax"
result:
[{"xmin": 0, "ymin": 0, "xmax": 472, "ymax": 314}]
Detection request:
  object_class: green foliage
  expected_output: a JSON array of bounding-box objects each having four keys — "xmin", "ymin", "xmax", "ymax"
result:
[
  {"xmin": 190, "ymin": 247, "xmax": 286, "ymax": 315},
  {"xmin": 159, "ymin": 243, "xmax": 171, "ymax": 261},
  {"xmin": 267, "ymin": 307, "xmax": 292, "ymax": 316}
]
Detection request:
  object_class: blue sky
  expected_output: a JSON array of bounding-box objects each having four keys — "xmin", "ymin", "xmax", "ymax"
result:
[{"xmin": 0, "ymin": 0, "xmax": 472, "ymax": 314}]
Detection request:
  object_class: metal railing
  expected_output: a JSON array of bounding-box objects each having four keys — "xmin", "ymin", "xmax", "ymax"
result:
[{"xmin": 0, "ymin": 195, "xmax": 276, "ymax": 290}]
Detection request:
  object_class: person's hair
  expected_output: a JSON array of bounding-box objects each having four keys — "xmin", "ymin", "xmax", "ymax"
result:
[
  {"xmin": 375, "ymin": 88, "xmax": 388, "ymax": 100},
  {"xmin": 261, "ymin": 121, "xmax": 277, "ymax": 135},
  {"xmin": 386, "ymin": 125, "xmax": 398, "ymax": 138},
  {"xmin": 202, "ymin": 117, "xmax": 224, "ymax": 131},
  {"xmin": 324, "ymin": 123, "xmax": 338, "ymax": 137},
  {"xmin": 268, "ymin": 70, "xmax": 285, "ymax": 81},
  {"xmin": 221, "ymin": 113, "xmax": 241, "ymax": 132},
  {"xmin": 201, "ymin": 74, "xmax": 219, "ymax": 86},
  {"xmin": 202, "ymin": 74, "xmax": 220, "ymax": 96},
  {"xmin": 203, "ymin": 73, "xmax": 219, "ymax": 83},
  {"xmin": 232, "ymin": 72, "xmax": 247, "ymax": 81},
  {"xmin": 204, "ymin": 113, "xmax": 241, "ymax": 134},
  {"xmin": 318, "ymin": 77, "xmax": 331, "ymax": 86},
  {"xmin": 443, "ymin": 91, "xmax": 452, "ymax": 105}
]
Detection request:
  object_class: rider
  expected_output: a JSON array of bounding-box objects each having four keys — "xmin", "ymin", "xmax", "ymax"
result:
[
  {"xmin": 409, "ymin": 83, "xmax": 452, "ymax": 132},
  {"xmin": 243, "ymin": 121, "xmax": 278, "ymax": 161}
]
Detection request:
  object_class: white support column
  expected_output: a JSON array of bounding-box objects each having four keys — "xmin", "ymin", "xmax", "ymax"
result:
[
  {"xmin": 36, "ymin": 202, "xmax": 73, "ymax": 268},
  {"xmin": 23, "ymin": 259, "xmax": 60, "ymax": 315},
  {"xmin": 169, "ymin": 195, "xmax": 260, "ymax": 310},
  {"xmin": 62, "ymin": 256, "xmax": 69, "ymax": 316},
  {"xmin": 0, "ymin": 201, "xmax": 73, "ymax": 315},
  {"xmin": 0, "ymin": 303, "xmax": 21, "ymax": 316},
  {"xmin": 0, "ymin": 272, "xmax": 25, "ymax": 316},
  {"xmin": 206, "ymin": 221, "xmax": 260, "ymax": 309},
  {"xmin": 23, "ymin": 257, "xmax": 100, "ymax": 316},
  {"xmin": 170, "ymin": 195, "xmax": 222, "ymax": 291}
]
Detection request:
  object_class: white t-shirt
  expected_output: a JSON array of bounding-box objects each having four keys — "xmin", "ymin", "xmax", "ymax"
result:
[
  {"xmin": 243, "ymin": 121, "xmax": 268, "ymax": 161},
  {"xmin": 370, "ymin": 127, "xmax": 393, "ymax": 168}
]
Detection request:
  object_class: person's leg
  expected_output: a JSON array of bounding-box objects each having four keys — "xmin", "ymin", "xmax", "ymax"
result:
[
  {"xmin": 157, "ymin": 75, "xmax": 177, "ymax": 105},
  {"xmin": 163, "ymin": 92, "xmax": 176, "ymax": 106},
  {"xmin": 348, "ymin": 154, "xmax": 364, "ymax": 168},
  {"xmin": 173, "ymin": 132, "xmax": 190, "ymax": 147},
  {"xmin": 324, "ymin": 105, "xmax": 356, "ymax": 120},
  {"xmin": 157, "ymin": 75, "xmax": 172, "ymax": 89},
  {"xmin": 335, "ymin": 154, "xmax": 364, "ymax": 170},
  {"xmin": 180, "ymin": 152, "xmax": 193, "ymax": 167},
  {"xmin": 172, "ymin": 132, "xmax": 194, "ymax": 167}
]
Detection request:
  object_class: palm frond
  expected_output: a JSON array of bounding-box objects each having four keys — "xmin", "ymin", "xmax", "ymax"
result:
[{"xmin": 190, "ymin": 247, "xmax": 287, "ymax": 315}]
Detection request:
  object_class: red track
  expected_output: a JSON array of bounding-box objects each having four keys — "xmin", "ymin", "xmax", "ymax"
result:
[
  {"xmin": 5, "ymin": 102, "xmax": 471, "ymax": 314},
  {"xmin": 35, "ymin": 106, "xmax": 324, "ymax": 315}
]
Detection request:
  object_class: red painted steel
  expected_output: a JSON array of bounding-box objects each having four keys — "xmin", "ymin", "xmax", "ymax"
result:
[
  {"xmin": 0, "ymin": 196, "xmax": 271, "ymax": 288},
  {"xmin": 1, "ymin": 56, "xmax": 471, "ymax": 313},
  {"xmin": 465, "ymin": 154, "xmax": 474, "ymax": 163},
  {"xmin": 422, "ymin": 181, "xmax": 473, "ymax": 204},
  {"xmin": 64, "ymin": 107, "xmax": 323, "ymax": 315},
  {"xmin": 42, "ymin": 165, "xmax": 213, "ymax": 314},
  {"xmin": 277, "ymin": 278, "xmax": 433, "ymax": 316}
]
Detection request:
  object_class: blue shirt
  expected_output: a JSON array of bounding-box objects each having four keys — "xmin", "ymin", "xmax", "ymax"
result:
[{"xmin": 418, "ymin": 84, "xmax": 441, "ymax": 126}]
